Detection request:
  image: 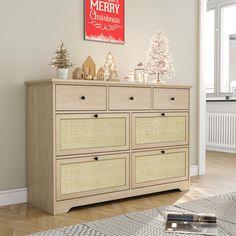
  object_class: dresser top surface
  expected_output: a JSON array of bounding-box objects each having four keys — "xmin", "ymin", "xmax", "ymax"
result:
[{"xmin": 25, "ymin": 79, "xmax": 192, "ymax": 88}]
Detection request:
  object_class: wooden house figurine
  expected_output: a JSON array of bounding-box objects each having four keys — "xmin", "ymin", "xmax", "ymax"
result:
[
  {"xmin": 97, "ymin": 67, "xmax": 105, "ymax": 80},
  {"xmin": 73, "ymin": 67, "xmax": 84, "ymax": 80},
  {"xmin": 82, "ymin": 56, "xmax": 96, "ymax": 78}
]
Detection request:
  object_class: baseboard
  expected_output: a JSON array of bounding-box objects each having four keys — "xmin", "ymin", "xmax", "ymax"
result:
[
  {"xmin": 207, "ymin": 147, "xmax": 236, "ymax": 154},
  {"xmin": 0, "ymin": 188, "xmax": 27, "ymax": 206},
  {"xmin": 0, "ymin": 166, "xmax": 199, "ymax": 207},
  {"xmin": 190, "ymin": 165, "xmax": 199, "ymax": 177}
]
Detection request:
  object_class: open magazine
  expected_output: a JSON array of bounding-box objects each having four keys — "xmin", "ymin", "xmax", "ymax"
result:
[{"xmin": 165, "ymin": 213, "xmax": 218, "ymax": 235}]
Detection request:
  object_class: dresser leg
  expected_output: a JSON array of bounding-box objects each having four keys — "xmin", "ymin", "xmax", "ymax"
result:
[{"xmin": 179, "ymin": 180, "xmax": 190, "ymax": 192}]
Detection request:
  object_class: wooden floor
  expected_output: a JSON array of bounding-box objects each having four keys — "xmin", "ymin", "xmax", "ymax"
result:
[{"xmin": 0, "ymin": 151, "xmax": 235, "ymax": 236}]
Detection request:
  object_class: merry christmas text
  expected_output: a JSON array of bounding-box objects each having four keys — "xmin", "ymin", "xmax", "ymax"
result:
[{"xmin": 90, "ymin": 0, "xmax": 120, "ymax": 14}]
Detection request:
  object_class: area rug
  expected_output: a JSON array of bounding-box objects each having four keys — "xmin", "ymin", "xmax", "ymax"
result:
[{"xmin": 29, "ymin": 192, "xmax": 236, "ymax": 236}]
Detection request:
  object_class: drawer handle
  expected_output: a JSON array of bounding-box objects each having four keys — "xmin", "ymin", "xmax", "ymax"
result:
[
  {"xmin": 161, "ymin": 150, "xmax": 165, "ymax": 154},
  {"xmin": 129, "ymin": 96, "xmax": 134, "ymax": 101},
  {"xmin": 161, "ymin": 113, "xmax": 166, "ymax": 117},
  {"xmin": 94, "ymin": 114, "xmax": 99, "ymax": 118},
  {"xmin": 94, "ymin": 157, "xmax": 99, "ymax": 161},
  {"xmin": 170, "ymin": 97, "xmax": 175, "ymax": 101},
  {"xmin": 81, "ymin": 96, "xmax": 86, "ymax": 100}
]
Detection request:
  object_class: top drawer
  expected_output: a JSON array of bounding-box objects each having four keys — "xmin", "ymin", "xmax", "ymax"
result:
[
  {"xmin": 56, "ymin": 85, "xmax": 107, "ymax": 111},
  {"xmin": 109, "ymin": 87, "xmax": 151, "ymax": 110},
  {"xmin": 154, "ymin": 88, "xmax": 189, "ymax": 110}
]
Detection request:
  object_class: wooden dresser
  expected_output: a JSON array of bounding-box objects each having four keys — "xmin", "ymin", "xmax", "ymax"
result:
[{"xmin": 25, "ymin": 79, "xmax": 191, "ymax": 215}]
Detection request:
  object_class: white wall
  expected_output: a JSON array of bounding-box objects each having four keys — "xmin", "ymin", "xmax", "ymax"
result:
[
  {"xmin": 0, "ymin": 0, "xmax": 198, "ymax": 191},
  {"xmin": 207, "ymin": 102, "xmax": 236, "ymax": 112}
]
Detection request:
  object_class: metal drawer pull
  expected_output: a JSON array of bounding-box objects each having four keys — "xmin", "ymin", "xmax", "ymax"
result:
[
  {"xmin": 94, "ymin": 114, "xmax": 99, "ymax": 118},
  {"xmin": 94, "ymin": 157, "xmax": 99, "ymax": 161},
  {"xmin": 81, "ymin": 96, "xmax": 86, "ymax": 100},
  {"xmin": 170, "ymin": 97, "xmax": 175, "ymax": 101},
  {"xmin": 161, "ymin": 150, "xmax": 165, "ymax": 154},
  {"xmin": 161, "ymin": 113, "xmax": 165, "ymax": 117},
  {"xmin": 129, "ymin": 96, "xmax": 134, "ymax": 100}
]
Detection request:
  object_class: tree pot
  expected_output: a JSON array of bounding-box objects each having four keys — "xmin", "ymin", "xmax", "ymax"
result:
[{"xmin": 57, "ymin": 68, "xmax": 69, "ymax": 80}]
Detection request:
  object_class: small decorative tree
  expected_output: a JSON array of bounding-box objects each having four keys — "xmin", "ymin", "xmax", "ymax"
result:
[
  {"xmin": 50, "ymin": 42, "xmax": 73, "ymax": 69},
  {"xmin": 104, "ymin": 52, "xmax": 118, "ymax": 81},
  {"xmin": 146, "ymin": 31, "xmax": 175, "ymax": 84},
  {"xmin": 50, "ymin": 41, "xmax": 73, "ymax": 79}
]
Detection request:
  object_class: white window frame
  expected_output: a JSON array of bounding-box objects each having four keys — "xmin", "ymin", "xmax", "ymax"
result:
[{"xmin": 207, "ymin": 0, "xmax": 236, "ymax": 97}]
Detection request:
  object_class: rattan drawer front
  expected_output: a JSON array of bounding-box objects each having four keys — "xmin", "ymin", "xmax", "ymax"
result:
[
  {"xmin": 132, "ymin": 148, "xmax": 188, "ymax": 188},
  {"xmin": 56, "ymin": 85, "xmax": 107, "ymax": 111},
  {"xmin": 56, "ymin": 113, "xmax": 129, "ymax": 156},
  {"xmin": 57, "ymin": 153, "xmax": 130, "ymax": 200},
  {"xmin": 154, "ymin": 88, "xmax": 189, "ymax": 110},
  {"xmin": 132, "ymin": 112, "xmax": 188, "ymax": 149},
  {"xmin": 109, "ymin": 87, "xmax": 151, "ymax": 110}
]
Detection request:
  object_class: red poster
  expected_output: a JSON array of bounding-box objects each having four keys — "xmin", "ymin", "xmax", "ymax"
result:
[{"xmin": 85, "ymin": 0, "xmax": 125, "ymax": 44}]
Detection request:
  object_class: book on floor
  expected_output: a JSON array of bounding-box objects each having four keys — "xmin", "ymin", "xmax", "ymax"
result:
[{"xmin": 165, "ymin": 212, "xmax": 218, "ymax": 235}]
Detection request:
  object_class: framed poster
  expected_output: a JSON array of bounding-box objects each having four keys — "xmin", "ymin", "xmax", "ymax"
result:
[{"xmin": 85, "ymin": 0, "xmax": 125, "ymax": 44}]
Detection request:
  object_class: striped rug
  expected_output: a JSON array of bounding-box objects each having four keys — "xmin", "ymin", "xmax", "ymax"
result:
[{"xmin": 29, "ymin": 192, "xmax": 236, "ymax": 236}]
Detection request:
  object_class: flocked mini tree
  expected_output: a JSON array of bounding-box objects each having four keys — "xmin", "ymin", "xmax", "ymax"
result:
[
  {"xmin": 50, "ymin": 41, "xmax": 73, "ymax": 69},
  {"xmin": 146, "ymin": 31, "xmax": 175, "ymax": 84}
]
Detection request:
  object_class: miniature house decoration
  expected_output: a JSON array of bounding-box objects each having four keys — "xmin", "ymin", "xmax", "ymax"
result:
[
  {"xmin": 73, "ymin": 56, "xmax": 97, "ymax": 80},
  {"xmin": 97, "ymin": 67, "xmax": 105, "ymax": 80},
  {"xmin": 72, "ymin": 54, "xmax": 119, "ymax": 81},
  {"xmin": 82, "ymin": 56, "xmax": 96, "ymax": 79},
  {"xmin": 73, "ymin": 67, "xmax": 84, "ymax": 80}
]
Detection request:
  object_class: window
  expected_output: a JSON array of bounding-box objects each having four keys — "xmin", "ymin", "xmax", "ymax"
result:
[
  {"xmin": 206, "ymin": 10, "xmax": 215, "ymax": 94},
  {"xmin": 206, "ymin": 0, "xmax": 236, "ymax": 96},
  {"xmin": 221, "ymin": 4, "xmax": 236, "ymax": 93}
]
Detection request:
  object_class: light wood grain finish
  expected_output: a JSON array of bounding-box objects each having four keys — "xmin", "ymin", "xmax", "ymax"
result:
[
  {"xmin": 26, "ymin": 85, "xmax": 54, "ymax": 214},
  {"xmin": 56, "ymin": 85, "xmax": 107, "ymax": 111},
  {"xmin": 56, "ymin": 113, "xmax": 129, "ymax": 156},
  {"xmin": 0, "ymin": 152, "xmax": 234, "ymax": 236},
  {"xmin": 109, "ymin": 87, "xmax": 151, "ymax": 110},
  {"xmin": 132, "ymin": 112, "xmax": 189, "ymax": 149},
  {"xmin": 132, "ymin": 148, "xmax": 189, "ymax": 188},
  {"xmin": 55, "ymin": 180, "xmax": 189, "ymax": 214},
  {"xmin": 154, "ymin": 88, "xmax": 189, "ymax": 110},
  {"xmin": 25, "ymin": 80, "xmax": 190, "ymax": 215},
  {"xmin": 57, "ymin": 153, "xmax": 129, "ymax": 200},
  {"xmin": 25, "ymin": 79, "xmax": 192, "ymax": 88}
]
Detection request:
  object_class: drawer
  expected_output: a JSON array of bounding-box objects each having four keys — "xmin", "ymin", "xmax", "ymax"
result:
[
  {"xmin": 132, "ymin": 112, "xmax": 189, "ymax": 149},
  {"xmin": 56, "ymin": 153, "xmax": 130, "ymax": 200},
  {"xmin": 56, "ymin": 85, "xmax": 107, "ymax": 111},
  {"xmin": 109, "ymin": 87, "xmax": 151, "ymax": 110},
  {"xmin": 56, "ymin": 113, "xmax": 129, "ymax": 156},
  {"xmin": 132, "ymin": 148, "xmax": 189, "ymax": 188},
  {"xmin": 154, "ymin": 88, "xmax": 189, "ymax": 110}
]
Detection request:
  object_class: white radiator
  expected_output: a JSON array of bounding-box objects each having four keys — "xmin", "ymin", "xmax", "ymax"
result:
[{"xmin": 206, "ymin": 112, "xmax": 236, "ymax": 152}]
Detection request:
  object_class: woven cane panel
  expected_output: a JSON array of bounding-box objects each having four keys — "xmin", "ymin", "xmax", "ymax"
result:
[
  {"xmin": 60, "ymin": 158, "xmax": 126, "ymax": 195},
  {"xmin": 135, "ymin": 116, "xmax": 186, "ymax": 145},
  {"xmin": 60, "ymin": 118, "xmax": 126, "ymax": 150},
  {"xmin": 135, "ymin": 152, "xmax": 186, "ymax": 183}
]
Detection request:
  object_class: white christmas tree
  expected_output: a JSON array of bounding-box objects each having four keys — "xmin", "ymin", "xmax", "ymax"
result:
[
  {"xmin": 104, "ymin": 52, "xmax": 118, "ymax": 81},
  {"xmin": 146, "ymin": 31, "xmax": 175, "ymax": 83}
]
